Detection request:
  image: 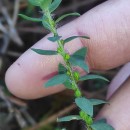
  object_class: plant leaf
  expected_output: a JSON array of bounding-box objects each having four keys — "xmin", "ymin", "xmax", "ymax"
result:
[
  {"xmin": 49, "ymin": 0, "xmax": 62, "ymax": 13},
  {"xmin": 64, "ymin": 36, "xmax": 90, "ymax": 45},
  {"xmin": 45, "ymin": 74, "xmax": 69, "ymax": 87},
  {"xmin": 31, "ymin": 48, "xmax": 57, "ymax": 55},
  {"xmin": 40, "ymin": 0, "xmax": 52, "ymax": 10},
  {"xmin": 69, "ymin": 47, "xmax": 89, "ymax": 72},
  {"xmin": 79, "ymin": 74, "xmax": 109, "ymax": 82},
  {"xmin": 94, "ymin": 119, "xmax": 107, "ymax": 124},
  {"xmin": 55, "ymin": 13, "xmax": 80, "ymax": 23},
  {"xmin": 28, "ymin": 0, "xmax": 41, "ymax": 6},
  {"xmin": 19, "ymin": 14, "xmax": 42, "ymax": 22},
  {"xmin": 91, "ymin": 122, "xmax": 114, "ymax": 130},
  {"xmin": 69, "ymin": 56, "xmax": 89, "ymax": 72},
  {"xmin": 57, "ymin": 115, "xmax": 82, "ymax": 122},
  {"xmin": 63, "ymin": 80, "xmax": 72, "ymax": 89},
  {"xmin": 42, "ymin": 20, "xmax": 51, "ymax": 31},
  {"xmin": 72, "ymin": 47, "xmax": 87, "ymax": 60},
  {"xmin": 75, "ymin": 97, "xmax": 93, "ymax": 117},
  {"xmin": 58, "ymin": 63, "xmax": 67, "ymax": 74},
  {"xmin": 48, "ymin": 35, "xmax": 62, "ymax": 42},
  {"xmin": 89, "ymin": 99, "xmax": 109, "ymax": 106}
]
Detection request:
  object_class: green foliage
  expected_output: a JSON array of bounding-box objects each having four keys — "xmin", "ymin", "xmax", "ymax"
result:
[
  {"xmin": 45, "ymin": 74, "xmax": 69, "ymax": 87},
  {"xmin": 57, "ymin": 115, "xmax": 82, "ymax": 122},
  {"xmin": 42, "ymin": 16, "xmax": 52, "ymax": 31},
  {"xmin": 69, "ymin": 47, "xmax": 89, "ymax": 72},
  {"xmin": 75, "ymin": 97, "xmax": 93, "ymax": 117},
  {"xmin": 28, "ymin": 0, "xmax": 42, "ymax": 6},
  {"xmin": 89, "ymin": 99, "xmax": 109, "ymax": 106},
  {"xmin": 58, "ymin": 63, "xmax": 67, "ymax": 74},
  {"xmin": 94, "ymin": 119, "xmax": 107, "ymax": 124},
  {"xmin": 91, "ymin": 122, "xmax": 114, "ymax": 130},
  {"xmin": 55, "ymin": 13, "xmax": 80, "ymax": 23},
  {"xmin": 48, "ymin": 35, "xmax": 62, "ymax": 42},
  {"xmin": 21, "ymin": 1, "xmax": 114, "ymax": 130},
  {"xmin": 79, "ymin": 74, "xmax": 109, "ymax": 82},
  {"xmin": 31, "ymin": 48, "xmax": 57, "ymax": 55},
  {"xmin": 49, "ymin": 0, "xmax": 62, "ymax": 12},
  {"xmin": 64, "ymin": 36, "xmax": 90, "ymax": 45},
  {"xmin": 19, "ymin": 14, "xmax": 42, "ymax": 22}
]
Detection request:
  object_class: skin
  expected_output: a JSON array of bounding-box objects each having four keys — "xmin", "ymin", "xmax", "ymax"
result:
[{"xmin": 5, "ymin": 0, "xmax": 130, "ymax": 129}]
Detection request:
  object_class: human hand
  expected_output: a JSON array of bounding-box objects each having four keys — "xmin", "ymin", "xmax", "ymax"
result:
[{"xmin": 5, "ymin": 0, "xmax": 130, "ymax": 129}]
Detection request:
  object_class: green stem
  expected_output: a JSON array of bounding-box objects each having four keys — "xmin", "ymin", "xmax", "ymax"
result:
[{"xmin": 45, "ymin": 9, "xmax": 93, "ymax": 129}]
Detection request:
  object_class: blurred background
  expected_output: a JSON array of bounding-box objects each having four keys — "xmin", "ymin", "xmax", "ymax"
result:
[{"xmin": 0, "ymin": 0, "xmax": 120, "ymax": 130}]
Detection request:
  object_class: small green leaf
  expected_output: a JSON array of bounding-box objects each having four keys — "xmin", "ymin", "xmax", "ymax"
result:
[
  {"xmin": 40, "ymin": 0, "xmax": 52, "ymax": 10},
  {"xmin": 28, "ymin": 0, "xmax": 41, "ymax": 6},
  {"xmin": 48, "ymin": 35, "xmax": 62, "ymax": 42},
  {"xmin": 69, "ymin": 47, "xmax": 89, "ymax": 72},
  {"xmin": 55, "ymin": 13, "xmax": 80, "ymax": 23},
  {"xmin": 57, "ymin": 115, "xmax": 82, "ymax": 122},
  {"xmin": 64, "ymin": 36, "xmax": 90, "ymax": 45},
  {"xmin": 45, "ymin": 74, "xmax": 69, "ymax": 87},
  {"xmin": 94, "ymin": 119, "xmax": 107, "ymax": 124},
  {"xmin": 42, "ymin": 20, "xmax": 51, "ymax": 31},
  {"xmin": 79, "ymin": 74, "xmax": 109, "ymax": 82},
  {"xmin": 72, "ymin": 47, "xmax": 87, "ymax": 58},
  {"xmin": 19, "ymin": 14, "xmax": 42, "ymax": 22},
  {"xmin": 49, "ymin": 0, "xmax": 62, "ymax": 12},
  {"xmin": 58, "ymin": 63, "xmax": 67, "ymax": 74},
  {"xmin": 91, "ymin": 122, "xmax": 114, "ymax": 130},
  {"xmin": 69, "ymin": 56, "xmax": 89, "ymax": 72},
  {"xmin": 75, "ymin": 97, "xmax": 93, "ymax": 117},
  {"xmin": 31, "ymin": 48, "xmax": 57, "ymax": 55},
  {"xmin": 89, "ymin": 99, "xmax": 109, "ymax": 106},
  {"xmin": 63, "ymin": 80, "xmax": 72, "ymax": 89}
]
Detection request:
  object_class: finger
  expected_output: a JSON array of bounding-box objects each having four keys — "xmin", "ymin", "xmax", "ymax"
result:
[
  {"xmin": 107, "ymin": 62, "xmax": 130, "ymax": 99},
  {"xmin": 5, "ymin": 0, "xmax": 130, "ymax": 99},
  {"xmin": 97, "ymin": 77, "xmax": 130, "ymax": 130}
]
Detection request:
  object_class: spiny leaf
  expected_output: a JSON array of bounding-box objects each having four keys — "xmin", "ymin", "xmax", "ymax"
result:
[
  {"xmin": 89, "ymin": 99, "xmax": 109, "ymax": 106},
  {"xmin": 55, "ymin": 13, "xmax": 80, "ymax": 23},
  {"xmin": 79, "ymin": 74, "xmax": 109, "ymax": 82},
  {"xmin": 75, "ymin": 97, "xmax": 93, "ymax": 117},
  {"xmin": 91, "ymin": 122, "xmax": 114, "ymax": 130},
  {"xmin": 19, "ymin": 14, "xmax": 42, "ymax": 22},
  {"xmin": 48, "ymin": 35, "xmax": 62, "ymax": 42},
  {"xmin": 45, "ymin": 74, "xmax": 69, "ymax": 87},
  {"xmin": 64, "ymin": 36, "xmax": 90, "ymax": 45},
  {"xmin": 57, "ymin": 115, "xmax": 82, "ymax": 122},
  {"xmin": 49, "ymin": 0, "xmax": 62, "ymax": 13},
  {"xmin": 31, "ymin": 48, "xmax": 57, "ymax": 55},
  {"xmin": 58, "ymin": 63, "xmax": 67, "ymax": 74}
]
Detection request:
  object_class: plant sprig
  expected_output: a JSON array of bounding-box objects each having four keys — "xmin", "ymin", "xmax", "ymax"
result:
[{"xmin": 19, "ymin": 0, "xmax": 114, "ymax": 130}]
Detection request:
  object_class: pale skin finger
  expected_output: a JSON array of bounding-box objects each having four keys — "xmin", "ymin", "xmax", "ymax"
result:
[
  {"xmin": 98, "ymin": 77, "xmax": 130, "ymax": 130},
  {"xmin": 5, "ymin": 0, "xmax": 130, "ymax": 99}
]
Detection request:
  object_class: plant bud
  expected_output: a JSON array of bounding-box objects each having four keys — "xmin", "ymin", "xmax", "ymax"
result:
[
  {"xmin": 73, "ymin": 71, "xmax": 80, "ymax": 81},
  {"xmin": 86, "ymin": 116, "xmax": 93, "ymax": 125},
  {"xmin": 65, "ymin": 54, "xmax": 70, "ymax": 60},
  {"xmin": 75, "ymin": 89, "xmax": 82, "ymax": 97}
]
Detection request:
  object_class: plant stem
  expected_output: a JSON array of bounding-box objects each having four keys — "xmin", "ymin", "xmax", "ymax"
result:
[{"xmin": 44, "ymin": 9, "xmax": 93, "ymax": 129}]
